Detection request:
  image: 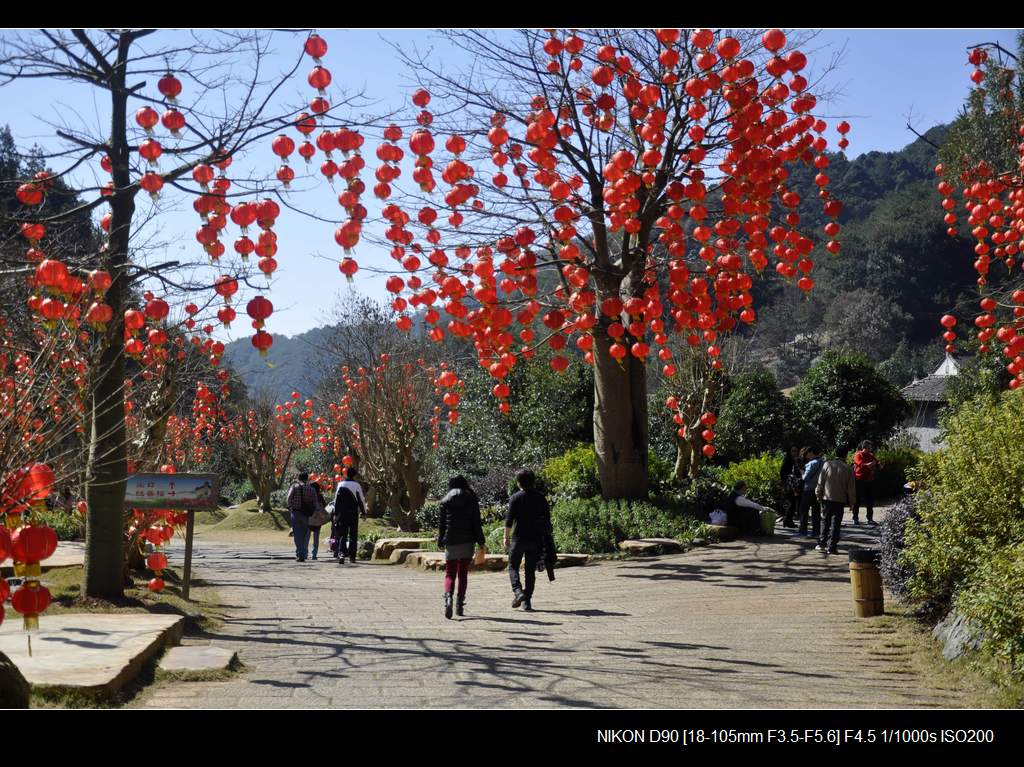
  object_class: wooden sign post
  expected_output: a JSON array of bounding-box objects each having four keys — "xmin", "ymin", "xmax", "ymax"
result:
[{"xmin": 125, "ymin": 473, "xmax": 221, "ymax": 601}]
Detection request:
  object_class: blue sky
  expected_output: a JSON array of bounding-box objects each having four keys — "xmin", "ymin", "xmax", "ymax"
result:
[{"xmin": 1, "ymin": 28, "xmax": 1019, "ymax": 340}]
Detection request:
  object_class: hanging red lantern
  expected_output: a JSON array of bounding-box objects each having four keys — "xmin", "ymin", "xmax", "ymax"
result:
[
  {"xmin": 214, "ymin": 275, "xmax": 238, "ymax": 304},
  {"xmin": 305, "ymin": 33, "xmax": 328, "ymax": 60},
  {"xmin": 252, "ymin": 330, "xmax": 274, "ymax": 357},
  {"xmin": 135, "ymin": 106, "xmax": 159, "ymax": 131},
  {"xmin": 246, "ymin": 295, "xmax": 273, "ymax": 328},
  {"xmin": 139, "ymin": 171, "xmax": 164, "ymax": 199},
  {"xmin": 161, "ymin": 108, "xmax": 186, "ymax": 135},
  {"xmin": 158, "ymin": 73, "xmax": 182, "ymax": 101},
  {"xmin": 16, "ymin": 183, "xmax": 43, "ymax": 206}
]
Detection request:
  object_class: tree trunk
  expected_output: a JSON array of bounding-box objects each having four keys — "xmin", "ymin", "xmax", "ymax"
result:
[
  {"xmin": 592, "ymin": 331, "xmax": 649, "ymax": 499},
  {"xmin": 84, "ymin": 280, "xmax": 130, "ymax": 597},
  {"xmin": 84, "ymin": 38, "xmax": 135, "ymax": 600},
  {"xmin": 386, "ymin": 490, "xmax": 419, "ymax": 532},
  {"xmin": 397, "ymin": 449, "xmax": 426, "ymax": 512}
]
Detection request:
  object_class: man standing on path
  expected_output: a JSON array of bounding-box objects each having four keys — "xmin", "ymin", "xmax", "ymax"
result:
[
  {"xmin": 286, "ymin": 471, "xmax": 318, "ymax": 562},
  {"xmin": 504, "ymin": 469, "xmax": 551, "ymax": 611},
  {"xmin": 815, "ymin": 445, "xmax": 857, "ymax": 555},
  {"xmin": 797, "ymin": 446, "xmax": 824, "ymax": 539},
  {"xmin": 333, "ymin": 467, "xmax": 366, "ymax": 564},
  {"xmin": 852, "ymin": 440, "xmax": 882, "ymax": 525}
]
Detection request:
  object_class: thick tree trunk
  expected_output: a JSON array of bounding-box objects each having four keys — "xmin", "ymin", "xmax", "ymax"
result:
[
  {"xmin": 397, "ymin": 449, "xmax": 426, "ymax": 512},
  {"xmin": 84, "ymin": 39, "xmax": 134, "ymax": 599},
  {"xmin": 593, "ymin": 331, "xmax": 649, "ymax": 500},
  {"xmin": 84, "ymin": 271, "xmax": 130, "ymax": 598}
]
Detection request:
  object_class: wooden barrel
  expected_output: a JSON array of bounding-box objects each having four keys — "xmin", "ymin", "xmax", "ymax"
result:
[{"xmin": 849, "ymin": 549, "xmax": 884, "ymax": 617}]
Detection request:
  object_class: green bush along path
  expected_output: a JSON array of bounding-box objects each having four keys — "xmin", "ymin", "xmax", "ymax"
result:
[{"xmin": 133, "ymin": 514, "xmax": 972, "ymax": 708}]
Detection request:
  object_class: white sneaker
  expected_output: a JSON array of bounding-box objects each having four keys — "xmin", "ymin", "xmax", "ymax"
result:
[{"xmin": 814, "ymin": 545, "xmax": 825, "ymax": 552}]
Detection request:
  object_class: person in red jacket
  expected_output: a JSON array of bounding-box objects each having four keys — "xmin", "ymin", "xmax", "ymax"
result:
[{"xmin": 852, "ymin": 440, "xmax": 882, "ymax": 525}]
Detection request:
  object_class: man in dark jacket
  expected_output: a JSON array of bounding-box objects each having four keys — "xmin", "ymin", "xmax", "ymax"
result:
[
  {"xmin": 504, "ymin": 469, "xmax": 551, "ymax": 611},
  {"xmin": 332, "ymin": 467, "xmax": 365, "ymax": 564}
]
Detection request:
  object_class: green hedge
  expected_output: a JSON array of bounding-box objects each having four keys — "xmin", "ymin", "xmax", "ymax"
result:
[
  {"xmin": 31, "ymin": 507, "xmax": 84, "ymax": 541},
  {"xmin": 902, "ymin": 389, "xmax": 1024, "ymax": 675},
  {"xmin": 873, "ymin": 447, "xmax": 921, "ymax": 498},
  {"xmin": 956, "ymin": 542, "xmax": 1024, "ymax": 675},
  {"xmin": 541, "ymin": 443, "xmax": 600, "ymax": 499},
  {"xmin": 551, "ymin": 497, "xmax": 710, "ymax": 554}
]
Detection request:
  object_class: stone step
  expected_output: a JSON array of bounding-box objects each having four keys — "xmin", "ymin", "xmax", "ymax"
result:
[
  {"xmin": 0, "ymin": 613, "xmax": 184, "ymax": 700},
  {"xmin": 617, "ymin": 538, "xmax": 683, "ymax": 555},
  {"xmin": 404, "ymin": 551, "xmax": 591, "ymax": 572},
  {"xmin": 371, "ymin": 537, "xmax": 433, "ymax": 561},
  {"xmin": 159, "ymin": 645, "xmax": 238, "ymax": 675}
]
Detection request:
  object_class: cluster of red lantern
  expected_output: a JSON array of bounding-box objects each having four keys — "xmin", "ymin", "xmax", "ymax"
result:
[
  {"xmin": 362, "ymin": 28, "xmax": 846, "ymax": 443},
  {"xmin": 934, "ymin": 47, "xmax": 1024, "ymax": 390},
  {"xmin": 1, "ymin": 463, "xmax": 59, "ymax": 630}
]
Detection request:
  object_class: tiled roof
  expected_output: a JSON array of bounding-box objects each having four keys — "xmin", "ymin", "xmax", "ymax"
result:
[{"xmin": 902, "ymin": 375, "xmax": 950, "ymax": 402}]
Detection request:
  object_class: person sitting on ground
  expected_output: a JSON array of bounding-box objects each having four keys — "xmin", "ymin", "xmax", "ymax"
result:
[{"xmin": 724, "ymin": 481, "xmax": 772, "ymax": 536}]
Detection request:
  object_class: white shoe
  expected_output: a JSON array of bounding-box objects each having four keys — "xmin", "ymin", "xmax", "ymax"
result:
[{"xmin": 814, "ymin": 545, "xmax": 825, "ymax": 552}]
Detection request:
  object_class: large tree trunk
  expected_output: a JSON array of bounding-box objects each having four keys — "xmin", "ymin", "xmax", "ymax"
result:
[
  {"xmin": 593, "ymin": 331, "xmax": 649, "ymax": 500},
  {"xmin": 84, "ymin": 265, "xmax": 130, "ymax": 598},
  {"xmin": 84, "ymin": 38, "xmax": 134, "ymax": 599}
]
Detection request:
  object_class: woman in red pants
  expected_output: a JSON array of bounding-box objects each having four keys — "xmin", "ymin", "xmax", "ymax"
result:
[{"xmin": 437, "ymin": 476, "xmax": 485, "ymax": 619}]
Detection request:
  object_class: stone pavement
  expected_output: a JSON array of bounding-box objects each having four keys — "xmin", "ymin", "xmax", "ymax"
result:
[{"xmin": 133, "ymin": 514, "xmax": 966, "ymax": 708}]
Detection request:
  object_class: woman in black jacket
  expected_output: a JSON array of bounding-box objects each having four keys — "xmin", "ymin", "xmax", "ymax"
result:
[{"xmin": 437, "ymin": 476, "xmax": 485, "ymax": 619}]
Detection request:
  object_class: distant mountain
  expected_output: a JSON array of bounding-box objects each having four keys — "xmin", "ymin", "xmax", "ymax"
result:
[{"xmin": 223, "ymin": 324, "xmax": 338, "ymax": 401}]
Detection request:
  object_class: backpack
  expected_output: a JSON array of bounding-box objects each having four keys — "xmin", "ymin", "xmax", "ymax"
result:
[{"xmin": 334, "ymin": 485, "xmax": 359, "ymax": 518}]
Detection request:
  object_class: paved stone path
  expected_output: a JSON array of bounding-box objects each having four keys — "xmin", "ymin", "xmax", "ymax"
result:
[{"xmin": 134, "ymin": 515, "xmax": 966, "ymax": 708}]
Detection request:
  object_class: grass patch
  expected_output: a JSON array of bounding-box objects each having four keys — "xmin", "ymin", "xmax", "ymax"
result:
[
  {"xmin": 43, "ymin": 563, "xmax": 226, "ymax": 635},
  {"xmin": 884, "ymin": 603, "xmax": 1024, "ymax": 708},
  {"xmin": 155, "ymin": 655, "xmax": 244, "ymax": 684},
  {"xmin": 208, "ymin": 504, "xmax": 290, "ymax": 532}
]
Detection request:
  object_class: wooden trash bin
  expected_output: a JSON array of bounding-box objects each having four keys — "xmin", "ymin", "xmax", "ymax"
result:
[{"xmin": 849, "ymin": 548, "xmax": 884, "ymax": 617}]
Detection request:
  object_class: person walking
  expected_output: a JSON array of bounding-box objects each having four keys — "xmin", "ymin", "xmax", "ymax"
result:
[
  {"xmin": 332, "ymin": 467, "xmax": 366, "ymax": 565},
  {"xmin": 437, "ymin": 476, "xmax": 485, "ymax": 619},
  {"xmin": 307, "ymin": 482, "xmax": 331, "ymax": 560},
  {"xmin": 503, "ymin": 469, "xmax": 551, "ymax": 611},
  {"xmin": 286, "ymin": 471, "xmax": 318, "ymax": 562},
  {"xmin": 797, "ymin": 446, "xmax": 824, "ymax": 538},
  {"xmin": 780, "ymin": 446, "xmax": 803, "ymax": 528},
  {"xmin": 815, "ymin": 445, "xmax": 857, "ymax": 555},
  {"xmin": 852, "ymin": 440, "xmax": 882, "ymax": 525}
]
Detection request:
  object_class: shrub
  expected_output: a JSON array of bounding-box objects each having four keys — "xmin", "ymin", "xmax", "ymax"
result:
[
  {"xmin": 903, "ymin": 389, "xmax": 1024, "ymax": 616},
  {"xmin": 550, "ymin": 497, "xmax": 709, "ymax": 554},
  {"xmin": 415, "ymin": 501, "xmax": 442, "ymax": 530},
  {"xmin": 221, "ymin": 477, "xmax": 256, "ymax": 506},
  {"xmin": 357, "ymin": 528, "xmax": 386, "ymax": 560},
  {"xmin": 671, "ymin": 473, "xmax": 729, "ymax": 519},
  {"xmin": 717, "ymin": 453, "xmax": 786, "ymax": 511},
  {"xmin": 874, "ymin": 447, "xmax": 921, "ymax": 498},
  {"xmin": 790, "ymin": 349, "xmax": 910, "ymax": 451},
  {"xmin": 270, "ymin": 488, "xmax": 289, "ymax": 510},
  {"xmin": 485, "ymin": 521, "xmax": 506, "ymax": 552},
  {"xmin": 472, "ymin": 466, "xmax": 518, "ymax": 507},
  {"xmin": 541, "ymin": 443, "xmax": 600, "ymax": 499},
  {"xmin": 879, "ymin": 494, "xmax": 918, "ymax": 602},
  {"xmin": 714, "ymin": 370, "xmax": 806, "ymax": 464},
  {"xmin": 31, "ymin": 507, "xmax": 84, "ymax": 541},
  {"xmin": 956, "ymin": 542, "xmax": 1024, "ymax": 675}
]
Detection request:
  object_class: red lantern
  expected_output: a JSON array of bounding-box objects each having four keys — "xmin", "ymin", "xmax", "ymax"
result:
[
  {"xmin": 11, "ymin": 525, "xmax": 58, "ymax": 562},
  {"xmin": 214, "ymin": 275, "xmax": 239, "ymax": 303},
  {"xmin": 246, "ymin": 295, "xmax": 273, "ymax": 328},
  {"xmin": 16, "ymin": 183, "xmax": 43, "ymax": 206},
  {"xmin": 135, "ymin": 106, "xmax": 159, "ymax": 131},
  {"xmin": 161, "ymin": 108, "xmax": 186, "ymax": 135},
  {"xmin": 252, "ymin": 330, "xmax": 274, "ymax": 357},
  {"xmin": 144, "ymin": 297, "xmax": 169, "ymax": 322},
  {"xmin": 19, "ymin": 464, "xmax": 56, "ymax": 504},
  {"xmin": 305, "ymin": 33, "xmax": 328, "ymax": 60},
  {"xmin": 158, "ymin": 73, "xmax": 182, "ymax": 100}
]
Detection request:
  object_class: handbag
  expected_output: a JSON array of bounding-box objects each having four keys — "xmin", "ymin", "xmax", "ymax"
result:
[
  {"xmin": 309, "ymin": 500, "xmax": 331, "ymax": 527},
  {"xmin": 473, "ymin": 545, "xmax": 487, "ymax": 566}
]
